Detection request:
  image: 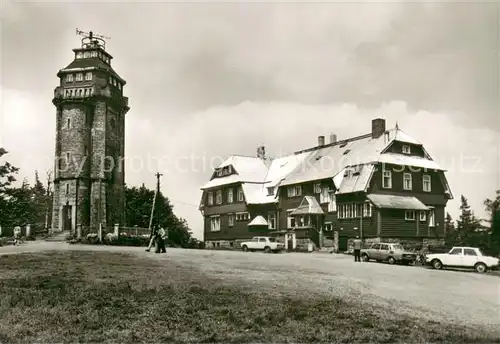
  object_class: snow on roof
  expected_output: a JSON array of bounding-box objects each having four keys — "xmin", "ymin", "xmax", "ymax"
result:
[
  {"xmin": 248, "ymin": 215, "xmax": 268, "ymax": 226},
  {"xmin": 290, "ymin": 196, "xmax": 324, "ymax": 215},
  {"xmin": 378, "ymin": 153, "xmax": 444, "ymax": 171},
  {"xmin": 337, "ymin": 164, "xmax": 375, "ymax": 194},
  {"xmin": 241, "ymin": 183, "xmax": 278, "ymax": 204},
  {"xmin": 367, "ymin": 194, "xmax": 429, "ymax": 211},
  {"xmin": 201, "ymin": 155, "xmax": 269, "ymax": 190},
  {"xmin": 200, "ymin": 125, "xmax": 448, "ymax": 201},
  {"xmin": 393, "ymin": 128, "xmax": 422, "ymax": 145}
]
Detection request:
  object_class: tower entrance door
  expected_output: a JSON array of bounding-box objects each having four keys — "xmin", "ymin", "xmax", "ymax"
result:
[{"xmin": 62, "ymin": 205, "xmax": 72, "ymax": 232}]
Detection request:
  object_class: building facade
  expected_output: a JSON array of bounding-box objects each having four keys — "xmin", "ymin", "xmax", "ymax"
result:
[
  {"xmin": 51, "ymin": 32, "xmax": 129, "ymax": 232},
  {"xmin": 200, "ymin": 118, "xmax": 453, "ymax": 251}
]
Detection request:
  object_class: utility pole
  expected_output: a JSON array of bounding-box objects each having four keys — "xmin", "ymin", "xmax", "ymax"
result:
[
  {"xmin": 155, "ymin": 172, "xmax": 163, "ymax": 228},
  {"xmin": 148, "ymin": 172, "xmax": 163, "ymax": 230}
]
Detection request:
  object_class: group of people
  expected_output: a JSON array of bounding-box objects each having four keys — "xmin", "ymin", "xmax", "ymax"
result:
[{"xmin": 145, "ymin": 226, "xmax": 168, "ymax": 253}]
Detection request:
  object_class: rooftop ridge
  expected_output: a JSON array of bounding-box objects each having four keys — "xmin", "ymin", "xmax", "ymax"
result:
[{"xmin": 293, "ymin": 132, "xmax": 373, "ymax": 155}]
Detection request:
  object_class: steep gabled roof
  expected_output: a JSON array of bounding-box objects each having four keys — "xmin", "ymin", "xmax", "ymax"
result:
[
  {"xmin": 200, "ymin": 122, "xmax": 451, "ymax": 204},
  {"xmin": 201, "ymin": 155, "xmax": 268, "ymax": 190}
]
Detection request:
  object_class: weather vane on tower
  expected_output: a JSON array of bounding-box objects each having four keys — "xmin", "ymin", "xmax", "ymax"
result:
[{"xmin": 76, "ymin": 28, "xmax": 111, "ymax": 50}]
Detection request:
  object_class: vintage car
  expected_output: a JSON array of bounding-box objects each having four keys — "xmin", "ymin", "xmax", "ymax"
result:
[
  {"xmin": 240, "ymin": 236, "xmax": 284, "ymax": 253},
  {"xmin": 425, "ymin": 246, "xmax": 499, "ymax": 273},
  {"xmin": 361, "ymin": 242, "xmax": 417, "ymax": 265}
]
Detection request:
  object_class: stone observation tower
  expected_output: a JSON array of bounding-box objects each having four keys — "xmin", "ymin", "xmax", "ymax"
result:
[{"xmin": 51, "ymin": 29, "xmax": 129, "ymax": 232}]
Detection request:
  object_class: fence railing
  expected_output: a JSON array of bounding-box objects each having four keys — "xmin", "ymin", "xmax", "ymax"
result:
[{"xmin": 0, "ymin": 225, "xmax": 48, "ymax": 238}]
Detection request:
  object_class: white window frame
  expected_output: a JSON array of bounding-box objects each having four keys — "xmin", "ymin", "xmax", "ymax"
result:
[
  {"xmin": 295, "ymin": 185, "xmax": 302, "ymax": 196},
  {"xmin": 227, "ymin": 189, "xmax": 233, "ymax": 203},
  {"xmin": 428, "ymin": 209, "xmax": 435, "ymax": 227},
  {"xmin": 405, "ymin": 211, "xmax": 416, "ymax": 221},
  {"xmin": 84, "ymin": 72, "xmax": 92, "ymax": 81},
  {"xmin": 228, "ymin": 213, "xmax": 234, "ymax": 227},
  {"xmin": 235, "ymin": 212, "xmax": 250, "ymax": 221},
  {"xmin": 353, "ymin": 203, "xmax": 358, "ymax": 218},
  {"xmin": 382, "ymin": 170, "xmax": 392, "ymax": 189},
  {"xmin": 210, "ymin": 215, "xmax": 221, "ymax": 232},
  {"xmin": 363, "ymin": 203, "xmax": 372, "ymax": 217},
  {"xmin": 66, "ymin": 74, "xmax": 74, "ymax": 82},
  {"xmin": 320, "ymin": 187, "xmax": 329, "ymax": 204},
  {"xmin": 419, "ymin": 211, "xmax": 426, "ymax": 221},
  {"xmin": 287, "ymin": 186, "xmax": 296, "ymax": 197},
  {"xmin": 403, "ymin": 173, "xmax": 412, "ymax": 190},
  {"xmin": 328, "ymin": 191, "xmax": 336, "ymax": 212},
  {"xmin": 286, "ymin": 209, "xmax": 296, "ymax": 228},
  {"xmin": 215, "ymin": 190, "xmax": 222, "ymax": 204},
  {"xmin": 75, "ymin": 73, "xmax": 83, "ymax": 81},
  {"xmin": 423, "ymin": 174, "xmax": 431, "ymax": 192},
  {"xmin": 267, "ymin": 212, "xmax": 276, "ymax": 230},
  {"xmin": 207, "ymin": 192, "xmax": 214, "ymax": 205},
  {"xmin": 402, "ymin": 145, "xmax": 411, "ymax": 154},
  {"xmin": 314, "ymin": 183, "xmax": 321, "ymax": 194},
  {"xmin": 237, "ymin": 188, "xmax": 244, "ymax": 202}
]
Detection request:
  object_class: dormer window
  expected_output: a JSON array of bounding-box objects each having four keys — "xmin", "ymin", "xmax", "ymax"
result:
[
  {"xmin": 83, "ymin": 51, "xmax": 90, "ymax": 58},
  {"xmin": 109, "ymin": 76, "xmax": 113, "ymax": 85},
  {"xmin": 402, "ymin": 145, "xmax": 411, "ymax": 154},
  {"xmin": 76, "ymin": 52, "xmax": 83, "ymax": 59},
  {"xmin": 267, "ymin": 187, "xmax": 274, "ymax": 196},
  {"xmin": 66, "ymin": 74, "xmax": 74, "ymax": 82},
  {"xmin": 75, "ymin": 73, "xmax": 83, "ymax": 81},
  {"xmin": 85, "ymin": 72, "xmax": 92, "ymax": 81}
]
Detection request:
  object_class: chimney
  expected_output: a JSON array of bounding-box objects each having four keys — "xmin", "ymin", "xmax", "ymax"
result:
[
  {"xmin": 257, "ymin": 146, "xmax": 266, "ymax": 160},
  {"xmin": 329, "ymin": 133, "xmax": 337, "ymax": 144},
  {"xmin": 318, "ymin": 136, "xmax": 325, "ymax": 146},
  {"xmin": 372, "ymin": 118, "xmax": 386, "ymax": 138}
]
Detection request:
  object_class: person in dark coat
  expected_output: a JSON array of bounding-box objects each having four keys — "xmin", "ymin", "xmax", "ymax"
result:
[{"xmin": 156, "ymin": 227, "xmax": 167, "ymax": 253}]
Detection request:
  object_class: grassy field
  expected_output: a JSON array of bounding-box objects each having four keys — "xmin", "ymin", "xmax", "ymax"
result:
[{"xmin": 0, "ymin": 251, "xmax": 496, "ymax": 343}]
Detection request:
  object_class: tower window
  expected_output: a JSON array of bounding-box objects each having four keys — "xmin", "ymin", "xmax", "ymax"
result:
[
  {"xmin": 66, "ymin": 74, "xmax": 74, "ymax": 82},
  {"xmin": 84, "ymin": 145, "xmax": 88, "ymax": 155},
  {"xmin": 67, "ymin": 118, "xmax": 71, "ymax": 129},
  {"xmin": 83, "ymin": 89, "xmax": 88, "ymax": 97},
  {"xmin": 118, "ymin": 83, "xmax": 122, "ymax": 90},
  {"xmin": 66, "ymin": 152, "xmax": 70, "ymax": 162},
  {"xmin": 76, "ymin": 52, "xmax": 83, "ymax": 59},
  {"xmin": 108, "ymin": 76, "xmax": 113, "ymax": 85},
  {"xmin": 83, "ymin": 51, "xmax": 90, "ymax": 58},
  {"xmin": 69, "ymin": 89, "xmax": 74, "ymax": 97},
  {"xmin": 78, "ymin": 89, "xmax": 83, "ymax": 97},
  {"xmin": 91, "ymin": 51, "xmax": 97, "ymax": 58},
  {"xmin": 76, "ymin": 73, "xmax": 83, "ymax": 81},
  {"xmin": 85, "ymin": 72, "xmax": 92, "ymax": 81},
  {"xmin": 113, "ymin": 79, "xmax": 117, "ymax": 86},
  {"xmin": 65, "ymin": 184, "xmax": 69, "ymax": 195}
]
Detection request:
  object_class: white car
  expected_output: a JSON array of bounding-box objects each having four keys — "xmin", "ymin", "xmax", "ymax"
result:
[
  {"xmin": 425, "ymin": 246, "xmax": 499, "ymax": 273},
  {"xmin": 240, "ymin": 236, "xmax": 284, "ymax": 253}
]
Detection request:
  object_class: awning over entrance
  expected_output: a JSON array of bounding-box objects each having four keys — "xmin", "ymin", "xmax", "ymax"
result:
[
  {"xmin": 290, "ymin": 196, "xmax": 325, "ymax": 216},
  {"xmin": 367, "ymin": 194, "xmax": 429, "ymax": 211},
  {"xmin": 248, "ymin": 215, "xmax": 268, "ymax": 227}
]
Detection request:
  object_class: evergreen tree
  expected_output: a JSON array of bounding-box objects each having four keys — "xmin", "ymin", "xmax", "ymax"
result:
[
  {"xmin": 456, "ymin": 195, "xmax": 480, "ymax": 241},
  {"xmin": 444, "ymin": 212, "xmax": 455, "ymax": 234},
  {"xmin": 484, "ymin": 190, "xmax": 500, "ymax": 245}
]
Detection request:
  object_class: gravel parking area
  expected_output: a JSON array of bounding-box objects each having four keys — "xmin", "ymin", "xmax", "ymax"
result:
[{"xmin": 3, "ymin": 242, "xmax": 499, "ymax": 337}]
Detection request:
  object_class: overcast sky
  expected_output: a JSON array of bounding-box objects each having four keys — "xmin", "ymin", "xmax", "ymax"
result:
[{"xmin": 1, "ymin": 1, "xmax": 499, "ymax": 238}]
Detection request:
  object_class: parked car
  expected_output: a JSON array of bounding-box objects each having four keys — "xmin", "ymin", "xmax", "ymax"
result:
[
  {"xmin": 361, "ymin": 243, "xmax": 417, "ymax": 265},
  {"xmin": 240, "ymin": 236, "xmax": 284, "ymax": 253},
  {"xmin": 425, "ymin": 246, "xmax": 500, "ymax": 273}
]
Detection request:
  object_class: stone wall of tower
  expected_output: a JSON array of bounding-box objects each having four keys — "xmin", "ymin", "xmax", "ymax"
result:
[
  {"xmin": 90, "ymin": 101, "xmax": 107, "ymax": 228},
  {"xmin": 51, "ymin": 107, "xmax": 62, "ymax": 230}
]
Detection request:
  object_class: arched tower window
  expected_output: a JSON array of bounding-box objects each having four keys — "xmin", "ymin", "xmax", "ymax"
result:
[
  {"xmin": 67, "ymin": 118, "xmax": 71, "ymax": 129},
  {"xmin": 66, "ymin": 184, "xmax": 69, "ymax": 195}
]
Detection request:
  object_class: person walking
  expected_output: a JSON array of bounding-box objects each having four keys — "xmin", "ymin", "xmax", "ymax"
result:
[
  {"xmin": 13, "ymin": 226, "xmax": 21, "ymax": 246},
  {"xmin": 156, "ymin": 227, "xmax": 167, "ymax": 253},
  {"xmin": 353, "ymin": 236, "xmax": 362, "ymax": 262},
  {"xmin": 145, "ymin": 226, "xmax": 158, "ymax": 252}
]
